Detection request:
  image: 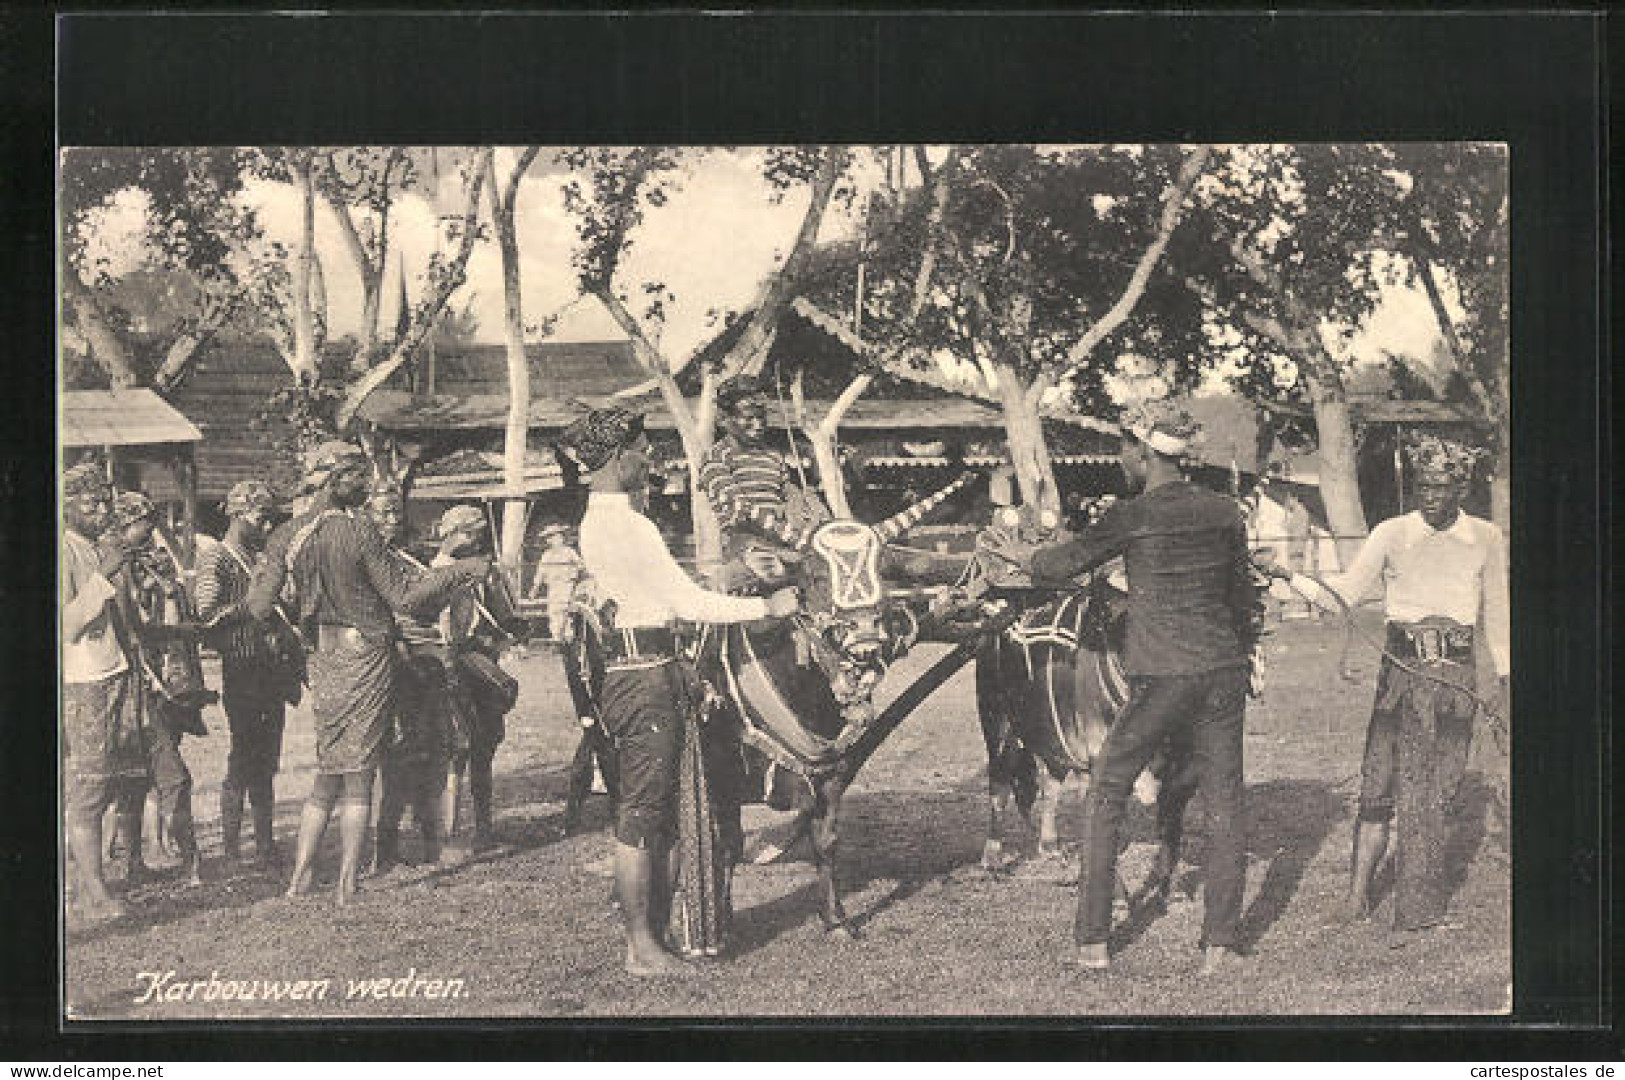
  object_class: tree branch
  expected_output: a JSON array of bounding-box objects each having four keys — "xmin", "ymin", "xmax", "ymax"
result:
[
  {"xmin": 336, "ymin": 151, "xmax": 491, "ymax": 430},
  {"xmin": 1065, "ymin": 145, "xmax": 1211, "ymax": 366},
  {"xmin": 595, "ymin": 285, "xmax": 697, "ymax": 436},
  {"xmin": 504, "ymin": 147, "xmax": 541, "ymax": 215},
  {"xmin": 732, "ymin": 147, "xmax": 848, "ymax": 378},
  {"xmin": 62, "ymin": 270, "xmax": 140, "ymax": 388}
]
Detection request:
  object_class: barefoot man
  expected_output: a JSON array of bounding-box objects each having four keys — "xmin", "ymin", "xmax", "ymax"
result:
[
  {"xmin": 560, "ymin": 407, "xmax": 800, "ymax": 976},
  {"xmin": 987, "ymin": 402, "xmax": 1259, "ymax": 976},
  {"xmin": 61, "ymin": 463, "xmax": 145, "ymax": 922},
  {"xmin": 246, "ymin": 441, "xmax": 488, "ymax": 905},
  {"xmin": 1265, "ymin": 430, "xmax": 1509, "ymax": 934}
]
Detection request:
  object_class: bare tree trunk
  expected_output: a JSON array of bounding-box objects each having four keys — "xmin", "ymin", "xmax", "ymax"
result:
[
  {"xmin": 487, "ymin": 149, "xmax": 540, "ymax": 580},
  {"xmin": 994, "ymin": 362, "xmax": 1056, "ymax": 512},
  {"xmin": 63, "ymin": 272, "xmax": 140, "ymax": 388},
  {"xmin": 336, "ymin": 151, "xmax": 490, "ymax": 430},
  {"xmin": 289, "ymin": 152, "xmax": 318, "ymax": 384},
  {"xmin": 310, "ymin": 250, "xmax": 328, "ymax": 348},
  {"xmin": 1305, "ymin": 374, "xmax": 1368, "ymax": 567},
  {"xmin": 327, "ymin": 190, "xmax": 384, "ymax": 370}
]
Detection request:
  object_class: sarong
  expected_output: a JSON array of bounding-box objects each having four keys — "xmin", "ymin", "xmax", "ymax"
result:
[
  {"xmin": 673, "ymin": 666, "xmax": 728, "ymax": 958},
  {"xmin": 62, "ymin": 670, "xmax": 149, "ymax": 818},
  {"xmin": 308, "ymin": 635, "xmax": 396, "ymax": 774},
  {"xmin": 1361, "ymin": 653, "xmax": 1478, "ymax": 930}
]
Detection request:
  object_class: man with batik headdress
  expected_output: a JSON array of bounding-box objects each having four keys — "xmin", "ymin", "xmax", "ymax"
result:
[
  {"xmin": 105, "ymin": 490, "xmax": 210, "ymax": 886},
  {"xmin": 61, "ymin": 463, "xmax": 144, "ymax": 921},
  {"xmin": 431, "ymin": 502, "xmax": 519, "ymax": 857},
  {"xmin": 988, "ymin": 401, "xmax": 1261, "ymax": 975},
  {"xmin": 561, "ymin": 406, "xmax": 800, "ymax": 975},
  {"xmin": 362, "ymin": 485, "xmax": 455, "ymax": 872},
  {"xmin": 246, "ymin": 441, "xmax": 489, "ymax": 904},
  {"xmin": 196, "ymin": 479, "xmax": 292, "ymax": 869},
  {"xmin": 1269, "ymin": 430, "xmax": 1509, "ymax": 933}
]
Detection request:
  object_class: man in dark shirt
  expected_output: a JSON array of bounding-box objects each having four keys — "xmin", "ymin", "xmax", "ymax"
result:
[
  {"xmin": 246, "ymin": 441, "xmax": 487, "ymax": 904},
  {"xmin": 989, "ymin": 403, "xmax": 1256, "ymax": 975}
]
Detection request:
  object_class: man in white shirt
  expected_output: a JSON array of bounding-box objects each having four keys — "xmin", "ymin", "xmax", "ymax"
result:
[
  {"xmin": 559, "ymin": 407, "xmax": 799, "ymax": 977},
  {"xmin": 61, "ymin": 463, "xmax": 143, "ymax": 921},
  {"xmin": 1269, "ymin": 432, "xmax": 1508, "ymax": 931}
]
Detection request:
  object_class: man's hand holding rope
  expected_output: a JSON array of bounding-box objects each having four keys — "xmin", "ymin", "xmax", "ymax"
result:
[{"xmin": 1252, "ymin": 553, "xmax": 1511, "ymax": 758}]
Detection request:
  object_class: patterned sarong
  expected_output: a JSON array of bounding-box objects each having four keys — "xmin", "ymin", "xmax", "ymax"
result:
[
  {"xmin": 673, "ymin": 667, "xmax": 727, "ymax": 957},
  {"xmin": 1363, "ymin": 654, "xmax": 1478, "ymax": 930},
  {"xmin": 62, "ymin": 670, "xmax": 149, "ymax": 816},
  {"xmin": 308, "ymin": 635, "xmax": 397, "ymax": 774}
]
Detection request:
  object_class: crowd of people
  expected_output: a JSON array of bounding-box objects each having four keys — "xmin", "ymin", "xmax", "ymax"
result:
[{"xmin": 60, "ymin": 373, "xmax": 1509, "ymax": 981}]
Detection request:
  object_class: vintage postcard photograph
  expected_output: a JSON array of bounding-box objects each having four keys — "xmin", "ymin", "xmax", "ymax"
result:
[{"xmin": 57, "ymin": 143, "xmax": 1511, "ymax": 1021}]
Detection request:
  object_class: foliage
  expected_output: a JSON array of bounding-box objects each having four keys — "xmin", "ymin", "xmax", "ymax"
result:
[
  {"xmin": 800, "ymin": 146, "xmax": 1208, "ymax": 416},
  {"xmin": 558, "ymin": 146, "xmax": 687, "ymax": 304},
  {"xmin": 59, "ymin": 147, "xmax": 263, "ymax": 380},
  {"xmin": 1175, "ymin": 145, "xmax": 1427, "ymax": 401}
]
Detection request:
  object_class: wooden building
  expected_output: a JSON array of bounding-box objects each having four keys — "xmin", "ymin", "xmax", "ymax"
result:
[{"xmin": 62, "ymin": 388, "xmax": 204, "ymax": 562}]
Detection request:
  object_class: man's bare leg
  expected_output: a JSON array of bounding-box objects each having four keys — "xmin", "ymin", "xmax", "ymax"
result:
[
  {"xmin": 285, "ymin": 781, "xmax": 337, "ymax": 898},
  {"xmin": 1347, "ymin": 820, "xmax": 1389, "ymax": 921},
  {"xmin": 66, "ymin": 814, "xmax": 126, "ymax": 919},
  {"xmin": 335, "ymin": 800, "xmax": 371, "ymax": 905},
  {"xmin": 613, "ymin": 840, "xmax": 687, "ymax": 976}
]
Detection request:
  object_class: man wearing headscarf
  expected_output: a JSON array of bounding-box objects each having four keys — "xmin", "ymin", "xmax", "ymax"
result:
[
  {"xmin": 698, "ymin": 374, "xmax": 822, "ymax": 589},
  {"xmin": 1270, "ymin": 430, "xmax": 1509, "ymax": 933},
  {"xmin": 989, "ymin": 401, "xmax": 1260, "ymax": 975},
  {"xmin": 105, "ymin": 490, "xmax": 208, "ymax": 886},
  {"xmin": 431, "ymin": 502, "xmax": 516, "ymax": 856},
  {"xmin": 247, "ymin": 441, "xmax": 489, "ymax": 904},
  {"xmin": 61, "ymin": 463, "xmax": 143, "ymax": 921},
  {"xmin": 560, "ymin": 407, "xmax": 799, "ymax": 975},
  {"xmin": 196, "ymin": 480, "xmax": 290, "ymax": 868},
  {"xmin": 364, "ymin": 485, "xmax": 455, "ymax": 873}
]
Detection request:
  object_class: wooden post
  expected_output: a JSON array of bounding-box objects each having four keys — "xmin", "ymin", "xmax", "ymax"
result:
[
  {"xmin": 178, "ymin": 444, "xmax": 198, "ymax": 569},
  {"xmin": 1393, "ymin": 427, "xmax": 1405, "ymax": 515}
]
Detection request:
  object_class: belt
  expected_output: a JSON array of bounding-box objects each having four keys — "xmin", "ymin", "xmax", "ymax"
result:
[
  {"xmin": 603, "ymin": 626, "xmax": 677, "ymax": 669},
  {"xmin": 315, "ymin": 624, "xmax": 368, "ymax": 651},
  {"xmin": 1386, "ymin": 621, "xmax": 1474, "ymax": 664}
]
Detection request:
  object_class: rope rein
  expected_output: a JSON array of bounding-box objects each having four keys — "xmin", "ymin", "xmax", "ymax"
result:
[{"xmin": 1288, "ymin": 570, "xmax": 1510, "ymax": 755}]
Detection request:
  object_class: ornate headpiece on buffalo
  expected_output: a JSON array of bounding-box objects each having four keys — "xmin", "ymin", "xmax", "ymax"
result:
[
  {"xmin": 225, "ymin": 480, "xmax": 279, "ymax": 519},
  {"xmin": 1120, "ymin": 400, "xmax": 1203, "ymax": 459},
  {"xmin": 63, "ymin": 462, "xmax": 110, "ymax": 501},
  {"xmin": 556, "ymin": 407, "xmax": 646, "ymax": 473},
  {"xmin": 1404, "ymin": 430, "xmax": 1484, "ymax": 486},
  {"xmin": 716, "ymin": 374, "xmax": 765, "ymax": 414}
]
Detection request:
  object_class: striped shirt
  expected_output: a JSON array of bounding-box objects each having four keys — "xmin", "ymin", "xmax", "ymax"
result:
[
  {"xmin": 195, "ymin": 538, "xmax": 274, "ymax": 665},
  {"xmin": 698, "ymin": 435, "xmax": 803, "ymax": 549}
]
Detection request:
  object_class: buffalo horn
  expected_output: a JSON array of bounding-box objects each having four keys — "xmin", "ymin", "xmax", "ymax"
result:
[{"xmin": 874, "ymin": 472, "xmax": 974, "ymax": 543}]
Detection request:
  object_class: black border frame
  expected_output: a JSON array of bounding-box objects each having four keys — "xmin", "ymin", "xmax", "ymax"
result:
[{"xmin": 1, "ymin": 7, "xmax": 1612, "ymax": 1059}]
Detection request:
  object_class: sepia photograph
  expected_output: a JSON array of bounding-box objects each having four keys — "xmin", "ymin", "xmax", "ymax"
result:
[{"xmin": 57, "ymin": 141, "xmax": 1513, "ymax": 1021}]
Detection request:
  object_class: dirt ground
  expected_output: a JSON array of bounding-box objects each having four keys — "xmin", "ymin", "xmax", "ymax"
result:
[{"xmin": 64, "ymin": 609, "xmax": 1510, "ymax": 1020}]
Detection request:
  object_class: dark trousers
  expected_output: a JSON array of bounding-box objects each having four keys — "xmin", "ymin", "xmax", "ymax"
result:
[
  {"xmin": 222, "ymin": 665, "xmax": 287, "ymax": 791},
  {"xmin": 126, "ymin": 705, "xmax": 197, "ymax": 857},
  {"xmin": 565, "ymin": 722, "xmax": 620, "ymax": 823},
  {"xmin": 1076, "ymin": 665, "xmax": 1248, "ymax": 949}
]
